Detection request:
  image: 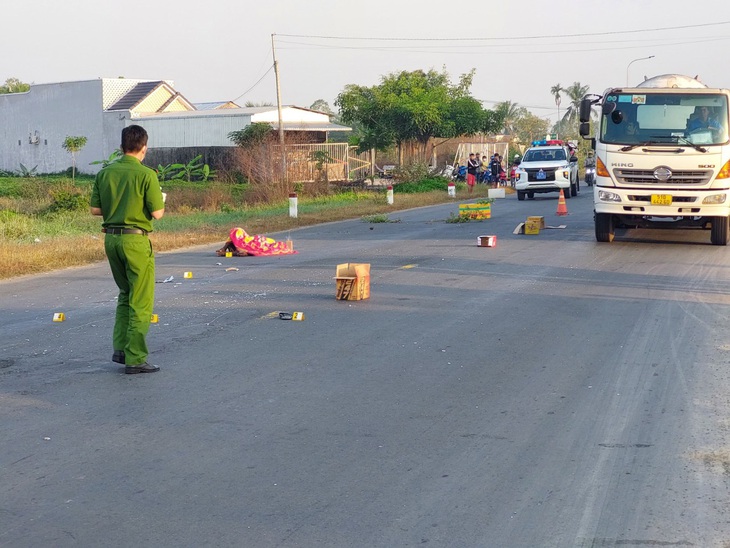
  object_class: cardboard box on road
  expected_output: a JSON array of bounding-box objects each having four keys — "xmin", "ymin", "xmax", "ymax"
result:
[
  {"xmin": 477, "ymin": 235, "xmax": 497, "ymax": 247},
  {"xmin": 335, "ymin": 263, "xmax": 370, "ymax": 301},
  {"xmin": 524, "ymin": 219, "xmax": 541, "ymax": 235}
]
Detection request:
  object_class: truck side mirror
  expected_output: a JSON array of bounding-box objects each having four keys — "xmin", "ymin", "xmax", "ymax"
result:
[
  {"xmin": 579, "ymin": 98, "xmax": 593, "ymax": 123},
  {"xmin": 579, "ymin": 121, "xmax": 591, "ymax": 138}
]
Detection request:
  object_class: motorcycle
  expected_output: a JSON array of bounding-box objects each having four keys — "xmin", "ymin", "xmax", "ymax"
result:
[{"xmin": 585, "ymin": 166, "xmax": 595, "ymax": 187}]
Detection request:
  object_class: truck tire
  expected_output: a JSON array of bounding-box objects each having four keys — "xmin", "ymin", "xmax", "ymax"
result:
[
  {"xmin": 710, "ymin": 216, "xmax": 730, "ymax": 245},
  {"xmin": 527, "ymin": 192, "xmax": 535, "ymax": 199},
  {"xmin": 595, "ymin": 213, "xmax": 614, "ymax": 242},
  {"xmin": 517, "ymin": 191, "xmax": 525, "ymax": 201},
  {"xmin": 573, "ymin": 173, "xmax": 579, "ymax": 195},
  {"xmin": 563, "ymin": 186, "xmax": 571, "ymax": 199}
]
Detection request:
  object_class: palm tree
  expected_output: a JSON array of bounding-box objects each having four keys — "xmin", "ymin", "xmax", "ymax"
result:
[
  {"xmin": 560, "ymin": 82, "xmax": 590, "ymax": 131},
  {"xmin": 550, "ymin": 84, "xmax": 563, "ymax": 136},
  {"xmin": 494, "ymin": 101, "xmax": 527, "ymax": 135}
]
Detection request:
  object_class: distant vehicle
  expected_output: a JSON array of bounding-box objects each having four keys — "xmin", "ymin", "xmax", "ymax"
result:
[
  {"xmin": 580, "ymin": 74, "xmax": 730, "ymax": 245},
  {"xmin": 585, "ymin": 166, "xmax": 595, "ymax": 186},
  {"xmin": 514, "ymin": 140, "xmax": 580, "ymax": 201}
]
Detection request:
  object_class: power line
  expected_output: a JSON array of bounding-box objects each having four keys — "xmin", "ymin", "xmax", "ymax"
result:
[
  {"xmin": 232, "ymin": 64, "xmax": 274, "ymax": 102},
  {"xmin": 276, "ymin": 20, "xmax": 730, "ymax": 42},
  {"xmin": 276, "ymin": 36, "xmax": 729, "ymax": 56}
]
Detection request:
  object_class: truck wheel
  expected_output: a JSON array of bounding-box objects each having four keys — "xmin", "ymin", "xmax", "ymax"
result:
[
  {"xmin": 710, "ymin": 216, "xmax": 730, "ymax": 245},
  {"xmin": 595, "ymin": 213, "xmax": 614, "ymax": 242},
  {"xmin": 517, "ymin": 191, "xmax": 525, "ymax": 201},
  {"xmin": 527, "ymin": 192, "xmax": 535, "ymax": 199},
  {"xmin": 573, "ymin": 173, "xmax": 579, "ymax": 195},
  {"xmin": 563, "ymin": 186, "xmax": 571, "ymax": 199}
]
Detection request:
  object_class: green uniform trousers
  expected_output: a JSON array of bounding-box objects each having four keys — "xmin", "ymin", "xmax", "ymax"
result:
[{"xmin": 104, "ymin": 233, "xmax": 155, "ymax": 365}]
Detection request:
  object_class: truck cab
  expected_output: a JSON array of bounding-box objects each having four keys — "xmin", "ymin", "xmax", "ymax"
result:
[{"xmin": 579, "ymin": 74, "xmax": 730, "ymax": 245}]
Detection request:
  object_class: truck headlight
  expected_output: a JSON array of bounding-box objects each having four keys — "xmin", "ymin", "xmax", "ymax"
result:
[
  {"xmin": 563, "ymin": 170, "xmax": 569, "ymax": 179},
  {"xmin": 598, "ymin": 190, "xmax": 622, "ymax": 202},
  {"xmin": 703, "ymin": 194, "xmax": 727, "ymax": 204}
]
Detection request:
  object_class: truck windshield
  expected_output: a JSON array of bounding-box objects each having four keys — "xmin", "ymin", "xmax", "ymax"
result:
[{"xmin": 601, "ymin": 92, "xmax": 729, "ymax": 146}]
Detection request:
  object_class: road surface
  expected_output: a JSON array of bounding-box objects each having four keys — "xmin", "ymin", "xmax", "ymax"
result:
[{"xmin": 2, "ymin": 186, "xmax": 730, "ymax": 547}]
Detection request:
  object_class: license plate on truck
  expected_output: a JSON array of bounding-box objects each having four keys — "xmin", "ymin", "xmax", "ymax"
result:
[{"xmin": 651, "ymin": 194, "xmax": 672, "ymax": 205}]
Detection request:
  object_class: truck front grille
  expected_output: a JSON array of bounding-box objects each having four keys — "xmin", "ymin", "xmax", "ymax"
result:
[{"xmin": 614, "ymin": 168, "xmax": 712, "ymax": 185}]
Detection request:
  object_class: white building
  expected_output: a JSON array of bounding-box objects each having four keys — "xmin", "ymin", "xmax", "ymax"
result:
[{"xmin": 0, "ymin": 78, "xmax": 349, "ymax": 174}]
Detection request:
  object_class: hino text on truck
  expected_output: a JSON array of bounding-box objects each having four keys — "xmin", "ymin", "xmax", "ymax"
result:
[{"xmin": 579, "ymin": 74, "xmax": 730, "ymax": 245}]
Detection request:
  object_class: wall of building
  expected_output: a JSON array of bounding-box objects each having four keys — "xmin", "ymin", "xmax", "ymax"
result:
[
  {"xmin": 0, "ymin": 80, "xmax": 106, "ymax": 174},
  {"xmin": 132, "ymin": 112, "xmax": 254, "ymax": 148}
]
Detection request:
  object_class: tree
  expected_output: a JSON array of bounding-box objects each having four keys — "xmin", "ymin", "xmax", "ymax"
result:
[
  {"xmin": 244, "ymin": 101, "xmax": 274, "ymax": 107},
  {"xmin": 551, "ymin": 83, "xmax": 563, "ymax": 136},
  {"xmin": 310, "ymin": 99, "xmax": 334, "ymax": 115},
  {"xmin": 0, "ymin": 77, "xmax": 30, "ymax": 94},
  {"xmin": 336, "ymin": 68, "xmax": 499, "ymax": 161},
  {"xmin": 513, "ymin": 112, "xmax": 550, "ymax": 145},
  {"xmin": 560, "ymin": 81, "xmax": 590, "ymax": 133},
  {"xmin": 494, "ymin": 101, "xmax": 527, "ymax": 135},
  {"xmin": 62, "ymin": 136, "xmax": 88, "ymax": 182},
  {"xmin": 228, "ymin": 122, "xmax": 274, "ymax": 148}
]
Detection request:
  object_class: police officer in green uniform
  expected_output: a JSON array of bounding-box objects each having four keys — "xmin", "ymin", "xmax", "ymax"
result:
[{"xmin": 91, "ymin": 125, "xmax": 165, "ymax": 374}]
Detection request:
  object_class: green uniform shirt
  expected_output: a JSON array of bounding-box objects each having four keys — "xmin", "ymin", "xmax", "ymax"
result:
[{"xmin": 91, "ymin": 155, "xmax": 164, "ymax": 233}]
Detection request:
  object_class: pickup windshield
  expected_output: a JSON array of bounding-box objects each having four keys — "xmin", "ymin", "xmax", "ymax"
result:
[
  {"xmin": 522, "ymin": 148, "xmax": 566, "ymax": 162},
  {"xmin": 601, "ymin": 92, "xmax": 729, "ymax": 146}
]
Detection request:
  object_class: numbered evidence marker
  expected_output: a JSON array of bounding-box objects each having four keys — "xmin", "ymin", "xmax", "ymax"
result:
[
  {"xmin": 278, "ymin": 312, "xmax": 305, "ymax": 321},
  {"xmin": 52, "ymin": 312, "xmax": 65, "ymax": 322},
  {"xmin": 184, "ymin": 271, "xmax": 193, "ymax": 278},
  {"xmin": 150, "ymin": 314, "xmax": 159, "ymax": 323}
]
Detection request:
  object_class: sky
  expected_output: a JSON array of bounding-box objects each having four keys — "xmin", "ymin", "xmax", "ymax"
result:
[{"xmin": 3, "ymin": 0, "xmax": 730, "ymax": 126}]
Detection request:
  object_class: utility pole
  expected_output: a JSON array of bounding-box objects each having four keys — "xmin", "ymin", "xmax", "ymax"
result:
[{"xmin": 272, "ymin": 34, "xmax": 286, "ymax": 184}]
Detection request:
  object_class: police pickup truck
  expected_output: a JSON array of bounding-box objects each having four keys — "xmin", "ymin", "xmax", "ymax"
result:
[{"xmin": 514, "ymin": 140, "xmax": 580, "ymax": 201}]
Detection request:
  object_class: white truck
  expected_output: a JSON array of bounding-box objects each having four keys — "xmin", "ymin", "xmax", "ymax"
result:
[{"xmin": 579, "ymin": 74, "xmax": 730, "ymax": 245}]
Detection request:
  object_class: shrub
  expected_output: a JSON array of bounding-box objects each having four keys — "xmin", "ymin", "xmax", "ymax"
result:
[
  {"xmin": 394, "ymin": 176, "xmax": 451, "ymax": 194},
  {"xmin": 46, "ymin": 186, "xmax": 90, "ymax": 213},
  {"xmin": 394, "ymin": 161, "xmax": 430, "ymax": 183}
]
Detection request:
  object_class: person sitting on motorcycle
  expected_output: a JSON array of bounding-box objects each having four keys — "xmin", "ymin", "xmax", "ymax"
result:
[{"xmin": 584, "ymin": 150, "xmax": 595, "ymax": 169}]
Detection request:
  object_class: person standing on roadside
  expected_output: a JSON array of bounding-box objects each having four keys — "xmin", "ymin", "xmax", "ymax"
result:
[
  {"xmin": 90, "ymin": 125, "xmax": 165, "ymax": 374},
  {"xmin": 466, "ymin": 153, "xmax": 479, "ymax": 194},
  {"xmin": 489, "ymin": 154, "xmax": 502, "ymax": 188}
]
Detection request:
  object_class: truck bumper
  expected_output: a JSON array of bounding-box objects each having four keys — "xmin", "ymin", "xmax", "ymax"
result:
[{"xmin": 593, "ymin": 185, "xmax": 730, "ymax": 218}]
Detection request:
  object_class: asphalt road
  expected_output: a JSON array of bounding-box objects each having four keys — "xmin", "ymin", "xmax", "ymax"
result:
[{"xmin": 3, "ymin": 185, "xmax": 730, "ymax": 547}]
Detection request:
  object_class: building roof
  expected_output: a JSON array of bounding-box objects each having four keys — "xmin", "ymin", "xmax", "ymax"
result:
[
  {"xmin": 135, "ymin": 107, "xmax": 350, "ymax": 132},
  {"xmin": 107, "ymin": 81, "xmax": 165, "ymax": 111},
  {"xmin": 194, "ymin": 101, "xmax": 241, "ymax": 110}
]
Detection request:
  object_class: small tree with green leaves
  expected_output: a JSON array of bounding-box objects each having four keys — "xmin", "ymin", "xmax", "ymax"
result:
[
  {"xmin": 228, "ymin": 123, "xmax": 273, "ymax": 148},
  {"xmin": 62, "ymin": 136, "xmax": 88, "ymax": 182}
]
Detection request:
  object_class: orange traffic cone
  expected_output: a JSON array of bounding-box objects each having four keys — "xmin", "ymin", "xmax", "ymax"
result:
[{"xmin": 556, "ymin": 189, "xmax": 568, "ymax": 216}]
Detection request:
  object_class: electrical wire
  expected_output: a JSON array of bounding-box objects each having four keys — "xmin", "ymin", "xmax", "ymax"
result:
[
  {"xmin": 276, "ymin": 36, "xmax": 729, "ymax": 56},
  {"xmin": 232, "ymin": 64, "xmax": 274, "ymax": 103},
  {"xmin": 276, "ymin": 20, "xmax": 730, "ymax": 42}
]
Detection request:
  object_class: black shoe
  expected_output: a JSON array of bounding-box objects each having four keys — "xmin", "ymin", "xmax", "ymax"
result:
[
  {"xmin": 125, "ymin": 363, "xmax": 160, "ymax": 374},
  {"xmin": 112, "ymin": 350, "xmax": 125, "ymax": 364}
]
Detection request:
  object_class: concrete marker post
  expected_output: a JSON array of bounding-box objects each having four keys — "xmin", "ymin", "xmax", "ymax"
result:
[
  {"xmin": 289, "ymin": 192, "xmax": 298, "ymax": 218},
  {"xmin": 387, "ymin": 185, "xmax": 394, "ymax": 205}
]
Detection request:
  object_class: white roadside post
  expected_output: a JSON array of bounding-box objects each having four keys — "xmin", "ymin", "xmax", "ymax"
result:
[
  {"xmin": 448, "ymin": 182, "xmax": 456, "ymax": 198},
  {"xmin": 387, "ymin": 185, "xmax": 394, "ymax": 205},
  {"xmin": 289, "ymin": 192, "xmax": 298, "ymax": 218}
]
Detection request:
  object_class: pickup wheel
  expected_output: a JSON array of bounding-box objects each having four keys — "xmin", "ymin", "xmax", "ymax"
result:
[
  {"xmin": 517, "ymin": 191, "xmax": 526, "ymax": 201},
  {"xmin": 563, "ymin": 186, "xmax": 571, "ymax": 199},
  {"xmin": 573, "ymin": 172, "xmax": 579, "ymax": 195},
  {"xmin": 595, "ymin": 213, "xmax": 614, "ymax": 242},
  {"xmin": 710, "ymin": 216, "xmax": 730, "ymax": 245}
]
